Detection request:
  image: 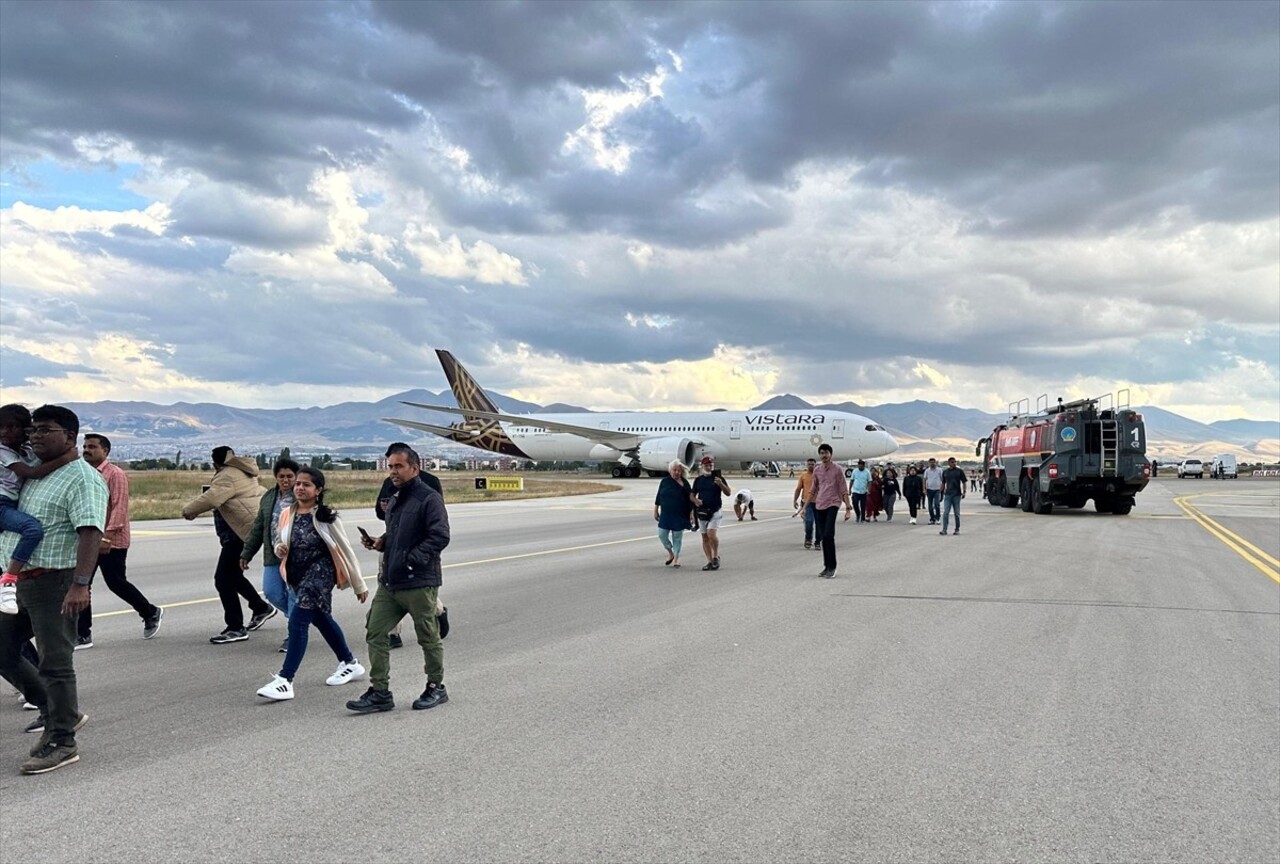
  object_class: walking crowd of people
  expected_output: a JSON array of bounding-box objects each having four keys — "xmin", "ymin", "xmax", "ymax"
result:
[
  {"xmin": 0, "ymin": 402, "xmax": 453, "ymax": 776},
  {"xmin": 3, "ymin": 400, "xmax": 970, "ymax": 778},
  {"xmin": 655, "ymin": 448, "xmax": 973, "ymax": 579}
]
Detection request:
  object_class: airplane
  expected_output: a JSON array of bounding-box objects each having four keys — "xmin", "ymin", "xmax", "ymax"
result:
[{"xmin": 383, "ymin": 350, "xmax": 899, "ymax": 477}]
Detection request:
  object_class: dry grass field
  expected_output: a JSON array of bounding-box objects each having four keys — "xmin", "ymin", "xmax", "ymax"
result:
[{"xmin": 127, "ymin": 470, "xmax": 620, "ymax": 521}]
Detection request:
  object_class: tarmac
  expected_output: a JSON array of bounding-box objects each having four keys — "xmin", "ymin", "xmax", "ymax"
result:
[{"xmin": 1, "ymin": 475, "xmax": 1277, "ymax": 862}]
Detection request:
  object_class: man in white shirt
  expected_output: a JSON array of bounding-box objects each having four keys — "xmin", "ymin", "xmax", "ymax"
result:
[
  {"xmin": 922, "ymin": 458, "xmax": 944, "ymax": 525},
  {"xmin": 733, "ymin": 489, "xmax": 756, "ymax": 521}
]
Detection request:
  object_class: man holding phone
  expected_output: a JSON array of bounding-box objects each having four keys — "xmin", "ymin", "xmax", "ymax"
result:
[
  {"xmin": 364, "ymin": 443, "xmax": 447, "ymax": 649},
  {"xmin": 348, "ymin": 443, "xmax": 451, "ymax": 714}
]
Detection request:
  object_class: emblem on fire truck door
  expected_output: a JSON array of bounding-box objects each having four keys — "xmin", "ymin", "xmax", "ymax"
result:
[{"xmin": 1060, "ymin": 427, "xmax": 1077, "ymax": 442}]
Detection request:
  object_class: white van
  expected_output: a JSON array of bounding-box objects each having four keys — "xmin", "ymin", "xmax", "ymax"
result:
[{"xmin": 1208, "ymin": 454, "xmax": 1238, "ymax": 479}]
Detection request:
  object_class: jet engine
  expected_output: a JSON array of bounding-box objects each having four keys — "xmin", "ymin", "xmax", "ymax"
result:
[{"xmin": 637, "ymin": 437, "xmax": 697, "ymax": 472}]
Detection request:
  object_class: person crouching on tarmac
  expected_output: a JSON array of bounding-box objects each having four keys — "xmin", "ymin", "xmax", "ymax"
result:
[
  {"xmin": 691, "ymin": 456, "xmax": 731, "ymax": 571},
  {"xmin": 733, "ymin": 489, "xmax": 756, "ymax": 521}
]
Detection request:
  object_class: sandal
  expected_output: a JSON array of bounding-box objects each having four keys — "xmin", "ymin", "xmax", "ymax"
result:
[{"xmin": 664, "ymin": 552, "xmax": 674, "ymax": 566}]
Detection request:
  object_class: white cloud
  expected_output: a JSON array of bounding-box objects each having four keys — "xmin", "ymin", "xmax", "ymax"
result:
[
  {"xmin": 6, "ymin": 201, "xmax": 169, "ymax": 235},
  {"xmin": 402, "ymin": 222, "xmax": 527, "ymax": 285}
]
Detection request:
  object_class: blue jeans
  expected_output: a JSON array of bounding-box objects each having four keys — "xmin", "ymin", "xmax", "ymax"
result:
[
  {"xmin": 262, "ymin": 565, "xmax": 294, "ymax": 617},
  {"xmin": 0, "ymin": 498, "xmax": 44, "ymax": 565},
  {"xmin": 279, "ymin": 605, "xmax": 354, "ymax": 682},
  {"xmin": 926, "ymin": 489, "xmax": 942, "ymax": 523},
  {"xmin": 803, "ymin": 502, "xmax": 816, "ymax": 542},
  {"xmin": 942, "ymin": 494, "xmax": 961, "ymax": 532},
  {"xmin": 657, "ymin": 528, "xmax": 685, "ymax": 558}
]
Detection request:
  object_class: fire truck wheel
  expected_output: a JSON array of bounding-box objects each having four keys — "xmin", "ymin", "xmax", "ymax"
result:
[
  {"xmin": 1094, "ymin": 497, "xmax": 1114, "ymax": 514},
  {"xmin": 1032, "ymin": 484, "xmax": 1053, "ymax": 515},
  {"xmin": 1019, "ymin": 478, "xmax": 1034, "ymax": 512},
  {"xmin": 1112, "ymin": 499, "xmax": 1133, "ymax": 516}
]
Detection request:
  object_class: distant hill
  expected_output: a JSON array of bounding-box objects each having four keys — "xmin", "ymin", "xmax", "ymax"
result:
[
  {"xmin": 752, "ymin": 394, "xmax": 814, "ymax": 410},
  {"xmin": 1209, "ymin": 418, "xmax": 1280, "ymax": 442},
  {"xmin": 50, "ymin": 389, "xmax": 1277, "ymax": 462}
]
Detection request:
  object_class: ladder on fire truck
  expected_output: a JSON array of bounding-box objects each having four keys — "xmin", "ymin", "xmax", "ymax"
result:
[{"xmin": 1097, "ymin": 389, "xmax": 1130, "ymax": 476}]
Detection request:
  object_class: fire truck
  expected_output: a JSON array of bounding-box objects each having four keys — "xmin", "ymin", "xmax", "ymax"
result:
[{"xmin": 975, "ymin": 391, "xmax": 1151, "ymax": 515}]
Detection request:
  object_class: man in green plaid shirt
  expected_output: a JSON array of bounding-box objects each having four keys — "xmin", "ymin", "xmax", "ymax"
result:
[{"xmin": 0, "ymin": 406, "xmax": 106, "ymax": 775}]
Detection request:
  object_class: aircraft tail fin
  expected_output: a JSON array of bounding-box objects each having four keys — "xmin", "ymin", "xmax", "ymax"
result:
[{"xmin": 436, "ymin": 349, "xmax": 501, "ymax": 416}]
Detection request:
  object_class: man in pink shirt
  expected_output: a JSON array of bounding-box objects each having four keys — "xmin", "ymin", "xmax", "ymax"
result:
[
  {"xmin": 810, "ymin": 443, "xmax": 853, "ymax": 579},
  {"xmin": 77, "ymin": 434, "xmax": 163, "ymax": 645}
]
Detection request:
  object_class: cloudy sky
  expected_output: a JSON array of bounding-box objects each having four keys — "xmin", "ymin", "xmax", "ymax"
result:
[{"xmin": 1, "ymin": 0, "xmax": 1277, "ymax": 422}]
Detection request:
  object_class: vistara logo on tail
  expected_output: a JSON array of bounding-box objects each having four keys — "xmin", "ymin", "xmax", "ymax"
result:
[{"xmin": 435, "ymin": 349, "xmax": 530, "ymax": 458}]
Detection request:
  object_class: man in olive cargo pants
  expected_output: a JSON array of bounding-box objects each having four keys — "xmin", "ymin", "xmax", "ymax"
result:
[{"xmin": 347, "ymin": 444, "xmax": 450, "ymax": 714}]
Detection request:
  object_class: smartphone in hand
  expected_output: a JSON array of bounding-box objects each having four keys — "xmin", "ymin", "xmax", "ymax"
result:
[{"xmin": 357, "ymin": 526, "xmax": 372, "ymax": 542}]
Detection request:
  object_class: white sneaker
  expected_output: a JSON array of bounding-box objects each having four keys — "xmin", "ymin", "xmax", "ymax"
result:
[
  {"xmin": 909, "ymin": 518, "xmax": 917, "ymax": 525},
  {"xmin": 325, "ymin": 660, "xmax": 366, "ymax": 686},
  {"xmin": 0, "ymin": 582, "xmax": 17, "ymax": 615},
  {"xmin": 256, "ymin": 675, "xmax": 294, "ymax": 701}
]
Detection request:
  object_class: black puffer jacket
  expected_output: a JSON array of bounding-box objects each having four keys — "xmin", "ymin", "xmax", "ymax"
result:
[
  {"xmin": 382, "ymin": 476, "xmax": 450, "ymax": 590},
  {"xmin": 902, "ymin": 474, "xmax": 924, "ymax": 502}
]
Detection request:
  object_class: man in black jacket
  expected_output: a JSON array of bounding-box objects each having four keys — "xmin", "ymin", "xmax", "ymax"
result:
[
  {"xmin": 371, "ymin": 443, "xmax": 446, "ymax": 649},
  {"xmin": 348, "ymin": 443, "xmax": 451, "ymax": 713}
]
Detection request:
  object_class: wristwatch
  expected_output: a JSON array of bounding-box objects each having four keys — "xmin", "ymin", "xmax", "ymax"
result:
[{"xmin": 72, "ymin": 573, "xmax": 93, "ymax": 586}]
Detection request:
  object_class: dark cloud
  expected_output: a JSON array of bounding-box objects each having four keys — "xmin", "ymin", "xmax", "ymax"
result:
[
  {"xmin": 0, "ymin": 1, "xmax": 1275, "ymax": 416},
  {"xmin": 0, "ymin": 345, "xmax": 98, "ymax": 387},
  {"xmin": 3, "ymin": 1, "xmax": 1274, "ymax": 242},
  {"xmin": 167, "ymin": 184, "xmax": 328, "ymax": 249}
]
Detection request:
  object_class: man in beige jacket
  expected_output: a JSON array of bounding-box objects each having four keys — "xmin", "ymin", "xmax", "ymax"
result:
[{"xmin": 182, "ymin": 446, "xmax": 276, "ymax": 643}]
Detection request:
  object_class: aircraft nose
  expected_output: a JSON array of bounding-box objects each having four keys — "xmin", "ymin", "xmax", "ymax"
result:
[{"xmin": 882, "ymin": 431, "xmax": 898, "ymax": 455}]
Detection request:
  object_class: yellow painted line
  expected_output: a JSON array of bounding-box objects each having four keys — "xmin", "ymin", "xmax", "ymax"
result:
[{"xmin": 1173, "ymin": 495, "xmax": 1280, "ymax": 585}]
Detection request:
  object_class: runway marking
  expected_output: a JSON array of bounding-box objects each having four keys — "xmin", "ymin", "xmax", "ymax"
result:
[
  {"xmin": 1173, "ymin": 494, "xmax": 1280, "ymax": 585},
  {"xmin": 90, "ymin": 516, "xmax": 791, "ymax": 618},
  {"xmin": 91, "ymin": 596, "xmax": 220, "ymax": 619},
  {"xmin": 834, "ymin": 593, "xmax": 1279, "ymax": 616},
  {"xmin": 131, "ymin": 529, "xmax": 207, "ymax": 535}
]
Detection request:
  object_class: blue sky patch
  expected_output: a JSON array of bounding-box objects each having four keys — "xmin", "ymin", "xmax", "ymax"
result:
[{"xmin": 0, "ymin": 160, "xmax": 150, "ymax": 211}]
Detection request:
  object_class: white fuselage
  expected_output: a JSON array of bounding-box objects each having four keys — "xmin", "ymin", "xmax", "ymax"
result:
[{"xmin": 502, "ymin": 408, "xmax": 898, "ymax": 464}]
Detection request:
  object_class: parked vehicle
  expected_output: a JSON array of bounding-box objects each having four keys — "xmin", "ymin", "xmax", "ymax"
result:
[
  {"xmin": 1208, "ymin": 454, "xmax": 1238, "ymax": 479},
  {"xmin": 750, "ymin": 461, "xmax": 781, "ymax": 478},
  {"xmin": 1177, "ymin": 458, "xmax": 1204, "ymax": 479}
]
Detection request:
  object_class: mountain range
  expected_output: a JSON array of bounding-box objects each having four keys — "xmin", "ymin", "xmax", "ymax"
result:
[{"xmin": 58, "ymin": 391, "xmax": 1278, "ymax": 463}]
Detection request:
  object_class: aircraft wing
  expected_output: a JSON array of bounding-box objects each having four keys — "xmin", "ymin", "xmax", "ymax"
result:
[
  {"xmin": 381, "ymin": 417, "xmax": 482, "ymax": 440},
  {"xmin": 398, "ymin": 401, "xmax": 643, "ymax": 448}
]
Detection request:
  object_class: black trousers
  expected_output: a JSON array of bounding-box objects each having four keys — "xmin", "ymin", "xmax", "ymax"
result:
[
  {"xmin": 78, "ymin": 548, "xmax": 159, "ymax": 638},
  {"xmin": 214, "ymin": 536, "xmax": 270, "ymax": 630},
  {"xmin": 814, "ymin": 506, "xmax": 840, "ymax": 573},
  {"xmin": 851, "ymin": 493, "xmax": 867, "ymax": 522}
]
